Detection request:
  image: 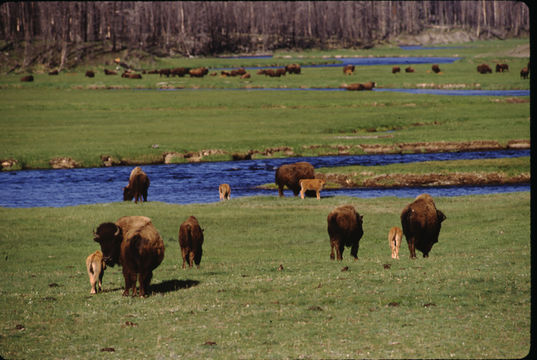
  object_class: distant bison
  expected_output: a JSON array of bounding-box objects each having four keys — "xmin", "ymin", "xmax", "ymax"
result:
[
  {"xmin": 20, "ymin": 75, "xmax": 34, "ymax": 82},
  {"xmin": 477, "ymin": 64, "xmax": 492, "ymax": 74},
  {"xmin": 85, "ymin": 70, "xmax": 95, "ymax": 78},
  {"xmin": 299, "ymin": 178, "xmax": 325, "ymax": 200},
  {"xmin": 361, "ymin": 81, "xmax": 375, "ymax": 90},
  {"xmin": 432, "ymin": 64, "xmax": 441, "ymax": 73},
  {"xmin": 104, "ymin": 69, "xmax": 117, "ymax": 75},
  {"xmin": 123, "ymin": 167, "xmax": 150, "ymax": 203},
  {"xmin": 405, "ymin": 66, "xmax": 415, "ymax": 73},
  {"xmin": 275, "ymin": 161, "xmax": 315, "ymax": 197},
  {"xmin": 189, "ymin": 67, "xmax": 209, "ymax": 77},
  {"xmin": 93, "ymin": 216, "xmax": 165, "ymax": 297},
  {"xmin": 520, "ymin": 67, "xmax": 529, "ymax": 79},
  {"xmin": 159, "ymin": 68, "xmax": 171, "ymax": 77},
  {"xmin": 392, "ymin": 66, "xmax": 401, "ymax": 74},
  {"xmin": 219, "ymin": 183, "xmax": 231, "ymax": 200},
  {"xmin": 48, "ymin": 69, "xmax": 59, "ymax": 75},
  {"xmin": 346, "ymin": 83, "xmax": 364, "ymax": 91},
  {"xmin": 86, "ymin": 250, "xmax": 106, "ymax": 294},
  {"xmin": 327, "ymin": 205, "xmax": 364, "ymax": 261},
  {"xmin": 400, "ymin": 193, "xmax": 446, "ymax": 259},
  {"xmin": 388, "ymin": 226, "xmax": 403, "ymax": 260},
  {"xmin": 285, "ymin": 63, "xmax": 301, "ymax": 74},
  {"xmin": 171, "ymin": 67, "xmax": 189, "ymax": 77},
  {"xmin": 495, "ymin": 63, "xmax": 509, "ymax": 72},
  {"xmin": 343, "ymin": 64, "xmax": 355, "ymax": 75},
  {"xmin": 178, "ymin": 216, "xmax": 204, "ymax": 269},
  {"xmin": 121, "ymin": 72, "xmax": 142, "ymax": 79}
]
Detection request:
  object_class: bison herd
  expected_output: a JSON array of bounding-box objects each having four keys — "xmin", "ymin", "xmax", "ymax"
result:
[{"xmin": 88, "ymin": 162, "xmax": 446, "ymax": 297}]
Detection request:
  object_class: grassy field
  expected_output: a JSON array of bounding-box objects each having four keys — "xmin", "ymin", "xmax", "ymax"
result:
[{"xmin": 0, "ymin": 193, "xmax": 530, "ymax": 359}]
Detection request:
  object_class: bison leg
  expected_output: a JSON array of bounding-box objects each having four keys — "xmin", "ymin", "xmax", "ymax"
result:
[
  {"xmin": 189, "ymin": 251, "xmax": 195, "ymax": 268},
  {"xmin": 407, "ymin": 238, "xmax": 417, "ymax": 259},
  {"xmin": 337, "ymin": 242, "xmax": 344, "ymax": 261},
  {"xmin": 90, "ymin": 274, "xmax": 97, "ymax": 294},
  {"xmin": 316, "ymin": 189, "xmax": 321, "ymax": 200},
  {"xmin": 138, "ymin": 272, "xmax": 152, "ymax": 297},
  {"xmin": 278, "ymin": 185, "xmax": 284, "ymax": 197},
  {"xmin": 350, "ymin": 242, "xmax": 359, "ymax": 260},
  {"xmin": 181, "ymin": 248, "xmax": 188, "ymax": 269},
  {"xmin": 330, "ymin": 240, "xmax": 336, "ymax": 260},
  {"xmin": 300, "ymin": 188, "xmax": 305, "ymax": 199},
  {"xmin": 123, "ymin": 270, "xmax": 137, "ymax": 296}
]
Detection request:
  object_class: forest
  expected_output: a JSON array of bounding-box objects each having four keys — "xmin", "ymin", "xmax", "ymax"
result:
[{"xmin": 0, "ymin": 1, "xmax": 530, "ymax": 70}]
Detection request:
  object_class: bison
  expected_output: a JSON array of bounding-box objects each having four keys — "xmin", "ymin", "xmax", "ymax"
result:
[
  {"xmin": 388, "ymin": 227, "xmax": 403, "ymax": 260},
  {"xmin": 405, "ymin": 66, "xmax": 415, "ymax": 73},
  {"xmin": 299, "ymin": 178, "xmax": 325, "ymax": 200},
  {"xmin": 20, "ymin": 75, "xmax": 34, "ymax": 82},
  {"xmin": 432, "ymin": 64, "xmax": 441, "ymax": 73},
  {"xmin": 361, "ymin": 81, "xmax": 376, "ymax": 90},
  {"xmin": 345, "ymin": 83, "xmax": 364, "ymax": 91},
  {"xmin": 343, "ymin": 64, "xmax": 355, "ymax": 75},
  {"xmin": 48, "ymin": 69, "xmax": 59, "ymax": 75},
  {"xmin": 219, "ymin": 183, "xmax": 231, "ymax": 200},
  {"xmin": 86, "ymin": 250, "xmax": 106, "ymax": 294},
  {"xmin": 171, "ymin": 67, "xmax": 189, "ymax": 77},
  {"xmin": 189, "ymin": 67, "xmax": 209, "ymax": 77},
  {"xmin": 520, "ymin": 67, "xmax": 529, "ymax": 79},
  {"xmin": 275, "ymin": 161, "xmax": 315, "ymax": 197},
  {"xmin": 327, "ymin": 205, "xmax": 364, "ymax": 261},
  {"xmin": 85, "ymin": 70, "xmax": 95, "ymax": 78},
  {"xmin": 93, "ymin": 216, "xmax": 165, "ymax": 297},
  {"xmin": 159, "ymin": 68, "xmax": 171, "ymax": 77},
  {"xmin": 178, "ymin": 216, "xmax": 204, "ymax": 269},
  {"xmin": 123, "ymin": 167, "xmax": 150, "ymax": 203},
  {"xmin": 496, "ymin": 63, "xmax": 509, "ymax": 72},
  {"xmin": 477, "ymin": 64, "xmax": 492, "ymax": 74},
  {"xmin": 286, "ymin": 63, "xmax": 301, "ymax": 74},
  {"xmin": 400, "ymin": 193, "xmax": 446, "ymax": 259},
  {"xmin": 392, "ymin": 66, "xmax": 401, "ymax": 74},
  {"xmin": 104, "ymin": 69, "xmax": 117, "ymax": 75}
]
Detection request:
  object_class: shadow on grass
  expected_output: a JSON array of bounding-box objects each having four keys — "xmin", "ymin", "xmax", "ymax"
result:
[{"xmin": 150, "ymin": 279, "xmax": 200, "ymax": 294}]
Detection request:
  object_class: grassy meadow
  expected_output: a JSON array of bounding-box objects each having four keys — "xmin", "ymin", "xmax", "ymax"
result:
[{"xmin": 0, "ymin": 193, "xmax": 530, "ymax": 359}]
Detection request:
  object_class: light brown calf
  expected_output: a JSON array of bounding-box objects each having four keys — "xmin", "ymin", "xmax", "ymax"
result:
[
  {"xmin": 86, "ymin": 250, "xmax": 106, "ymax": 294},
  {"xmin": 299, "ymin": 178, "xmax": 326, "ymax": 199},
  {"xmin": 388, "ymin": 226, "xmax": 403, "ymax": 259},
  {"xmin": 219, "ymin": 183, "xmax": 231, "ymax": 200}
]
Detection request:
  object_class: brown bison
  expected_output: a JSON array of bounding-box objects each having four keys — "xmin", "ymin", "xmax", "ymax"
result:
[
  {"xmin": 20, "ymin": 75, "xmax": 34, "ymax": 82},
  {"xmin": 286, "ymin": 63, "xmax": 301, "ymax": 74},
  {"xmin": 48, "ymin": 69, "xmax": 59, "ymax": 75},
  {"xmin": 240, "ymin": 73, "xmax": 251, "ymax": 79},
  {"xmin": 275, "ymin": 161, "xmax": 315, "ymax": 197},
  {"xmin": 219, "ymin": 183, "xmax": 231, "ymax": 200},
  {"xmin": 171, "ymin": 67, "xmax": 189, "ymax": 77},
  {"xmin": 477, "ymin": 64, "xmax": 492, "ymax": 74},
  {"xmin": 405, "ymin": 66, "xmax": 415, "ymax": 73},
  {"xmin": 520, "ymin": 67, "xmax": 529, "ymax": 79},
  {"xmin": 345, "ymin": 83, "xmax": 364, "ymax": 91},
  {"xmin": 122, "ymin": 72, "xmax": 142, "ymax": 79},
  {"xmin": 189, "ymin": 67, "xmax": 209, "ymax": 77},
  {"xmin": 123, "ymin": 167, "xmax": 150, "ymax": 203},
  {"xmin": 93, "ymin": 216, "xmax": 165, "ymax": 297},
  {"xmin": 432, "ymin": 64, "xmax": 441, "ymax": 73},
  {"xmin": 299, "ymin": 178, "xmax": 325, "ymax": 200},
  {"xmin": 86, "ymin": 250, "xmax": 106, "ymax": 294},
  {"xmin": 495, "ymin": 63, "xmax": 509, "ymax": 72},
  {"xmin": 392, "ymin": 66, "xmax": 401, "ymax": 74},
  {"xmin": 343, "ymin": 64, "xmax": 355, "ymax": 74},
  {"xmin": 400, "ymin": 194, "xmax": 446, "ymax": 259},
  {"xmin": 361, "ymin": 81, "xmax": 376, "ymax": 90},
  {"xmin": 159, "ymin": 68, "xmax": 171, "ymax": 77},
  {"xmin": 178, "ymin": 216, "xmax": 204, "ymax": 269},
  {"xmin": 104, "ymin": 69, "xmax": 117, "ymax": 75},
  {"xmin": 327, "ymin": 205, "xmax": 364, "ymax": 261},
  {"xmin": 85, "ymin": 70, "xmax": 95, "ymax": 78}
]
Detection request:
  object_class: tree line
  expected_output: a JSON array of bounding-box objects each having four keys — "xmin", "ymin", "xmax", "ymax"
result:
[{"xmin": 0, "ymin": 1, "xmax": 530, "ymax": 69}]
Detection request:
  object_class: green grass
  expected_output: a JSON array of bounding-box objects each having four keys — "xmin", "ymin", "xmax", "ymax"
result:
[{"xmin": 0, "ymin": 193, "xmax": 530, "ymax": 359}]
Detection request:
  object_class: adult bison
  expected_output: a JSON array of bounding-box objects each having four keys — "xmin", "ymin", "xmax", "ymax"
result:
[
  {"xmin": 477, "ymin": 64, "xmax": 492, "ymax": 74},
  {"xmin": 400, "ymin": 193, "xmax": 446, "ymax": 259},
  {"xmin": 432, "ymin": 64, "xmax": 441, "ymax": 73},
  {"xmin": 93, "ymin": 216, "xmax": 165, "ymax": 297},
  {"xmin": 123, "ymin": 167, "xmax": 150, "ymax": 203},
  {"xmin": 286, "ymin": 63, "xmax": 301, "ymax": 74},
  {"xmin": 178, "ymin": 216, "xmax": 204, "ymax": 269},
  {"xmin": 392, "ymin": 66, "xmax": 401, "ymax": 74},
  {"xmin": 343, "ymin": 64, "xmax": 355, "ymax": 75},
  {"xmin": 327, "ymin": 205, "xmax": 364, "ymax": 261},
  {"xmin": 275, "ymin": 161, "xmax": 315, "ymax": 197}
]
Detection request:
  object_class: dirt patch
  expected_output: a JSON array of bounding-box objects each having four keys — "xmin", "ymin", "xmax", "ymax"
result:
[
  {"xmin": 50, "ymin": 157, "xmax": 79, "ymax": 169},
  {"xmin": 358, "ymin": 140, "xmax": 509, "ymax": 154},
  {"xmin": 1, "ymin": 158, "xmax": 17, "ymax": 170}
]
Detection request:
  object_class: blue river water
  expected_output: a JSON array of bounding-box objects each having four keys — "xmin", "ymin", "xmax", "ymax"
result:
[{"xmin": 0, "ymin": 150, "xmax": 529, "ymax": 208}]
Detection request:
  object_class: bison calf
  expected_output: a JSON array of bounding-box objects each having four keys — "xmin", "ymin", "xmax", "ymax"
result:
[
  {"xmin": 388, "ymin": 227, "xmax": 403, "ymax": 260},
  {"xmin": 178, "ymin": 216, "xmax": 204, "ymax": 269},
  {"xmin": 299, "ymin": 178, "xmax": 325, "ymax": 199},
  {"xmin": 86, "ymin": 250, "xmax": 106, "ymax": 294},
  {"xmin": 275, "ymin": 162, "xmax": 315, "ymax": 197},
  {"xmin": 327, "ymin": 205, "xmax": 364, "ymax": 261},
  {"xmin": 219, "ymin": 184, "xmax": 231, "ymax": 201},
  {"xmin": 401, "ymin": 194, "xmax": 446, "ymax": 259}
]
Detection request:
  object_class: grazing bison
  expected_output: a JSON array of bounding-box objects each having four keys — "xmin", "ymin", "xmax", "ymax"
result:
[
  {"xmin": 343, "ymin": 64, "xmax": 355, "ymax": 75},
  {"xmin": 495, "ymin": 63, "xmax": 509, "ymax": 72},
  {"xmin": 405, "ymin": 66, "xmax": 415, "ymax": 73},
  {"xmin": 20, "ymin": 75, "xmax": 34, "ymax": 82},
  {"xmin": 123, "ymin": 167, "xmax": 150, "ymax": 203},
  {"xmin": 327, "ymin": 205, "xmax": 364, "ymax": 261},
  {"xmin": 345, "ymin": 83, "xmax": 364, "ymax": 91},
  {"xmin": 122, "ymin": 72, "xmax": 142, "ymax": 79},
  {"xmin": 171, "ymin": 67, "xmax": 189, "ymax": 77},
  {"xmin": 299, "ymin": 178, "xmax": 325, "ymax": 200},
  {"xmin": 85, "ymin": 70, "xmax": 95, "ymax": 78},
  {"xmin": 361, "ymin": 81, "xmax": 376, "ymax": 90},
  {"xmin": 189, "ymin": 67, "xmax": 209, "ymax": 77},
  {"xmin": 178, "ymin": 216, "xmax": 204, "ymax": 269},
  {"xmin": 275, "ymin": 162, "xmax": 315, "ymax": 197},
  {"xmin": 86, "ymin": 250, "xmax": 106, "ymax": 294},
  {"xmin": 104, "ymin": 69, "xmax": 117, "ymax": 75},
  {"xmin": 159, "ymin": 68, "xmax": 171, "ymax": 77},
  {"xmin": 400, "ymin": 194, "xmax": 446, "ymax": 259},
  {"xmin": 219, "ymin": 183, "xmax": 231, "ymax": 200},
  {"xmin": 388, "ymin": 226, "xmax": 403, "ymax": 260},
  {"xmin": 392, "ymin": 66, "xmax": 401, "ymax": 74},
  {"xmin": 93, "ymin": 216, "xmax": 165, "ymax": 297},
  {"xmin": 432, "ymin": 64, "xmax": 441, "ymax": 73},
  {"xmin": 520, "ymin": 67, "xmax": 529, "ymax": 79},
  {"xmin": 477, "ymin": 64, "xmax": 492, "ymax": 74},
  {"xmin": 286, "ymin": 63, "xmax": 301, "ymax": 74},
  {"xmin": 240, "ymin": 73, "xmax": 251, "ymax": 79}
]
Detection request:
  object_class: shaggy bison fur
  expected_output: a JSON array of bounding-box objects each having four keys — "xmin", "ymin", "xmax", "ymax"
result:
[
  {"xmin": 275, "ymin": 162, "xmax": 315, "ymax": 197},
  {"xmin": 178, "ymin": 216, "xmax": 204, "ymax": 269},
  {"xmin": 400, "ymin": 194, "xmax": 446, "ymax": 259},
  {"xmin": 123, "ymin": 167, "xmax": 150, "ymax": 203},
  {"xmin": 93, "ymin": 216, "xmax": 165, "ymax": 297},
  {"xmin": 327, "ymin": 205, "xmax": 364, "ymax": 261}
]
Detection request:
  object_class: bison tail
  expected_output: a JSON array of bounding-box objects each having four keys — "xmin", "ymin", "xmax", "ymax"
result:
[{"xmin": 89, "ymin": 263, "xmax": 95, "ymax": 275}]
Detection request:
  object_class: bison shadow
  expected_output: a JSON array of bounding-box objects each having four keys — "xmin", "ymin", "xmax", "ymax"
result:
[{"xmin": 150, "ymin": 279, "xmax": 200, "ymax": 294}]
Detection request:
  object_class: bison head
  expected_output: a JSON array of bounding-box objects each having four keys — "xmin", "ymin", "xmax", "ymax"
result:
[
  {"xmin": 123, "ymin": 186, "xmax": 134, "ymax": 201},
  {"xmin": 93, "ymin": 222, "xmax": 122, "ymax": 267}
]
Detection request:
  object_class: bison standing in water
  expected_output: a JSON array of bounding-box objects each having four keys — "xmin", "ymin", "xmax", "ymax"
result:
[
  {"xmin": 178, "ymin": 216, "xmax": 204, "ymax": 269},
  {"xmin": 327, "ymin": 205, "xmax": 364, "ymax": 261},
  {"xmin": 400, "ymin": 194, "xmax": 446, "ymax": 259},
  {"xmin": 93, "ymin": 216, "xmax": 165, "ymax": 297},
  {"xmin": 275, "ymin": 162, "xmax": 315, "ymax": 197},
  {"xmin": 123, "ymin": 167, "xmax": 150, "ymax": 203}
]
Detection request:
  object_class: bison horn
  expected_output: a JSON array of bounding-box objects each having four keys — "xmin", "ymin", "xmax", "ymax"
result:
[{"xmin": 114, "ymin": 226, "xmax": 121, "ymax": 237}]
